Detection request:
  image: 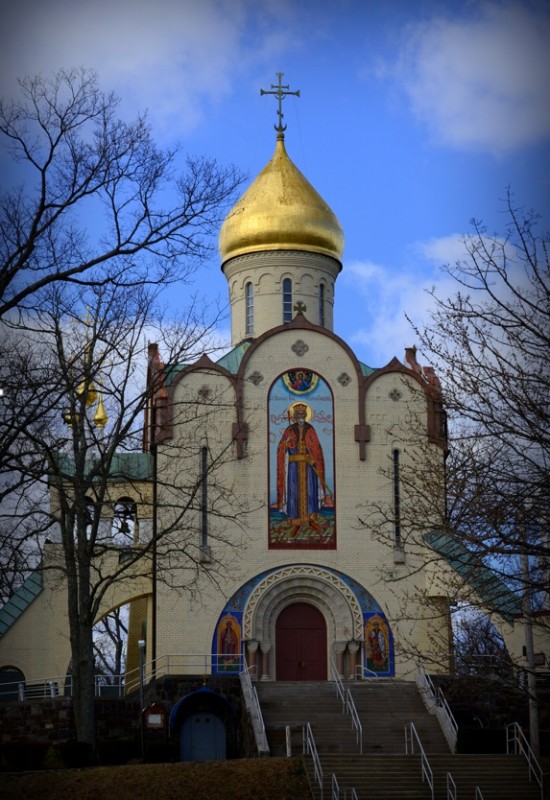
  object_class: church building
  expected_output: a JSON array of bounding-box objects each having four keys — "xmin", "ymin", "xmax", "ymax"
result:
[{"xmin": 0, "ymin": 77, "xmax": 535, "ymax": 706}]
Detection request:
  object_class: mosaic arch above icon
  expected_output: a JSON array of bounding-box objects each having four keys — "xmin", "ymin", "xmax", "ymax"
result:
[
  {"xmin": 268, "ymin": 369, "xmax": 335, "ymax": 549},
  {"xmin": 211, "ymin": 565, "xmax": 394, "ymax": 677}
]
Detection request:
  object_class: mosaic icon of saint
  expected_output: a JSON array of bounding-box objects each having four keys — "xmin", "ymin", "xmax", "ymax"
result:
[{"xmin": 275, "ymin": 402, "xmax": 329, "ymax": 528}]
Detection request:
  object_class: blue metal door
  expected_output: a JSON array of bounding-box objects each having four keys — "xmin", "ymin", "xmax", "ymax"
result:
[{"xmin": 180, "ymin": 712, "xmax": 226, "ymax": 761}]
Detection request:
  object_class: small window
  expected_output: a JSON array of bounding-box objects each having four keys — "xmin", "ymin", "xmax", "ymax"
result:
[
  {"xmin": 245, "ymin": 282, "xmax": 253, "ymax": 335},
  {"xmin": 393, "ymin": 449, "xmax": 401, "ymax": 548},
  {"xmin": 319, "ymin": 283, "xmax": 325, "ymax": 327},
  {"xmin": 283, "ymin": 278, "xmax": 293, "ymax": 323}
]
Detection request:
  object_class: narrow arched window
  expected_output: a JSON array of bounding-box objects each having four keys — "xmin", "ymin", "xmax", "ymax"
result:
[
  {"xmin": 201, "ymin": 446, "xmax": 208, "ymax": 548},
  {"xmin": 113, "ymin": 498, "xmax": 136, "ymax": 545},
  {"xmin": 282, "ymin": 278, "xmax": 293, "ymax": 323},
  {"xmin": 245, "ymin": 281, "xmax": 253, "ymax": 335},
  {"xmin": 393, "ymin": 449, "xmax": 401, "ymax": 548},
  {"xmin": 319, "ymin": 283, "xmax": 325, "ymax": 327}
]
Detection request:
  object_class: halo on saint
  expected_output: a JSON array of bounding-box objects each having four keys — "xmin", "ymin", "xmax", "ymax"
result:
[{"xmin": 288, "ymin": 401, "xmax": 312, "ymax": 422}]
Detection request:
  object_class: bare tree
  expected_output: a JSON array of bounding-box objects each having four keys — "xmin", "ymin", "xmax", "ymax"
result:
[
  {"xmin": 1, "ymin": 280, "xmax": 245, "ymax": 754},
  {"xmin": 93, "ymin": 607, "xmax": 129, "ymax": 687},
  {"xmin": 0, "ymin": 67, "xmax": 245, "ymax": 755},
  {"xmin": 0, "ymin": 67, "xmax": 243, "ymax": 318},
  {"xmin": 410, "ymin": 192, "xmax": 550, "ymax": 753},
  {"xmin": 412, "ymin": 192, "xmax": 549, "ymax": 599},
  {"xmin": 453, "ymin": 608, "xmax": 513, "ymax": 678}
]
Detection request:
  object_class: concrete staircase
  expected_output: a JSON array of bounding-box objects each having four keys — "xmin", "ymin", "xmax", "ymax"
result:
[{"xmin": 255, "ymin": 680, "xmax": 543, "ymax": 800}]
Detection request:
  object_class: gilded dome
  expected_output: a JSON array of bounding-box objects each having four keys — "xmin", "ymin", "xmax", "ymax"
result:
[{"xmin": 219, "ymin": 139, "xmax": 344, "ymax": 264}]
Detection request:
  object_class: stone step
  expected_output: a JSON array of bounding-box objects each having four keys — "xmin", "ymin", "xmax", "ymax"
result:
[
  {"xmin": 257, "ymin": 679, "xmax": 450, "ymax": 756},
  {"xmin": 256, "ymin": 681, "xmax": 543, "ymax": 799},
  {"xmin": 306, "ymin": 754, "xmax": 541, "ymax": 800}
]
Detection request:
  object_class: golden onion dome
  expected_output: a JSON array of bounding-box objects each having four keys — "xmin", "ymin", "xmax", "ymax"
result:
[{"xmin": 219, "ymin": 138, "xmax": 344, "ymax": 264}]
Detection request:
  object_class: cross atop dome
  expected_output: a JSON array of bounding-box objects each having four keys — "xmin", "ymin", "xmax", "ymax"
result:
[{"xmin": 260, "ymin": 72, "xmax": 300, "ymax": 140}]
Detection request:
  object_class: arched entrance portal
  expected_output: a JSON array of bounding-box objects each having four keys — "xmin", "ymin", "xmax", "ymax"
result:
[{"xmin": 276, "ymin": 602, "xmax": 327, "ymax": 680}]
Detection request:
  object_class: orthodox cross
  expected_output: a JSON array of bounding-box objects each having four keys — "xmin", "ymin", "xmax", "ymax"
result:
[{"xmin": 260, "ymin": 72, "xmax": 300, "ymax": 139}]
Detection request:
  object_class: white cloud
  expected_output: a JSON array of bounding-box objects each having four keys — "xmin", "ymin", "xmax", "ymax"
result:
[
  {"xmin": 394, "ymin": 2, "xmax": 550, "ymax": 153},
  {"xmin": 0, "ymin": 0, "xmax": 294, "ymax": 139},
  {"xmin": 342, "ymin": 259, "xmax": 431, "ymax": 367},
  {"xmin": 343, "ymin": 236, "xmax": 471, "ymax": 366},
  {"xmin": 415, "ymin": 233, "xmax": 469, "ymax": 265}
]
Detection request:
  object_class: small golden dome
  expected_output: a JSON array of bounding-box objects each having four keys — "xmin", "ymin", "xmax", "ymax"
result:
[{"xmin": 219, "ymin": 139, "xmax": 344, "ymax": 264}]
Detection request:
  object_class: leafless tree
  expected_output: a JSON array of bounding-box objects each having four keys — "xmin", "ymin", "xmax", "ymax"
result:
[
  {"xmin": 358, "ymin": 195, "xmax": 549, "ymax": 695},
  {"xmin": 93, "ymin": 607, "xmax": 129, "ymax": 686},
  {"xmin": 1, "ymin": 281, "xmax": 246, "ymax": 754},
  {"xmin": 0, "ymin": 67, "xmax": 245, "ymax": 755},
  {"xmin": 453, "ymin": 608, "xmax": 513, "ymax": 678},
  {"xmin": 410, "ymin": 192, "xmax": 549, "ymax": 753},
  {"xmin": 412, "ymin": 191, "xmax": 549, "ymax": 603},
  {"xmin": 0, "ymin": 66, "xmax": 243, "ymax": 318}
]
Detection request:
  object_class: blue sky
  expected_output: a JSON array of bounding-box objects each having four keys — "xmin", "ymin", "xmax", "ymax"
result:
[{"xmin": 2, "ymin": 0, "xmax": 549, "ymax": 368}]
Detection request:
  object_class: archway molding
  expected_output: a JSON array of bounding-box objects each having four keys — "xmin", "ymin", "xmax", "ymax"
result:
[{"xmin": 243, "ymin": 564, "xmax": 363, "ymax": 644}]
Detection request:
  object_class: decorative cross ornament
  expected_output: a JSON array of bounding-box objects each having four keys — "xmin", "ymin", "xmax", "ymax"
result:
[
  {"xmin": 260, "ymin": 73, "xmax": 300, "ymax": 139},
  {"xmin": 294, "ymin": 301, "xmax": 307, "ymax": 314}
]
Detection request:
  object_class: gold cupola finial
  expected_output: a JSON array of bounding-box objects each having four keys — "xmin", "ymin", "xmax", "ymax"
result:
[
  {"xmin": 220, "ymin": 73, "xmax": 343, "ymax": 265},
  {"xmin": 94, "ymin": 395, "xmax": 108, "ymax": 428},
  {"xmin": 260, "ymin": 72, "xmax": 300, "ymax": 141}
]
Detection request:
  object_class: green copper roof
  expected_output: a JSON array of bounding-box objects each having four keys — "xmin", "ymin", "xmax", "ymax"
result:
[
  {"xmin": 424, "ymin": 531, "xmax": 522, "ymax": 622},
  {"xmin": 54, "ymin": 452, "xmax": 153, "ymax": 481},
  {"xmin": 216, "ymin": 341, "xmax": 251, "ymax": 373},
  {"xmin": 359, "ymin": 360, "xmax": 376, "ymax": 376},
  {"xmin": 0, "ymin": 571, "xmax": 43, "ymax": 638}
]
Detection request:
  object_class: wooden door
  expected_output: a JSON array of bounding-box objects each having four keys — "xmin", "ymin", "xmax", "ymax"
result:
[{"xmin": 276, "ymin": 602, "xmax": 327, "ymax": 680}]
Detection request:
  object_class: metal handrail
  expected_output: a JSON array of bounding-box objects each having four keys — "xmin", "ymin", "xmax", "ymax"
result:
[
  {"xmin": 346, "ymin": 688, "xmax": 363, "ymax": 754},
  {"xmin": 2, "ymin": 653, "xmax": 246, "ymax": 701},
  {"xmin": 1, "ymin": 673, "xmax": 128, "ymax": 701},
  {"xmin": 405, "ymin": 721, "xmax": 434, "ymax": 800},
  {"xmin": 475, "ymin": 787, "xmax": 485, "ymax": 800},
  {"xmin": 330, "ymin": 658, "xmax": 346, "ymax": 712},
  {"xmin": 239, "ymin": 662, "xmax": 269, "ymax": 756},
  {"xmin": 304, "ymin": 722, "xmax": 324, "ymax": 800},
  {"xmin": 350, "ymin": 789, "xmax": 358, "ymax": 800},
  {"xmin": 355, "ymin": 662, "xmax": 383, "ymax": 679},
  {"xmin": 285, "ymin": 724, "xmax": 292, "ymax": 757},
  {"xmin": 417, "ymin": 663, "xmax": 458, "ymax": 752},
  {"xmin": 446, "ymin": 772, "xmax": 457, "ymax": 800},
  {"xmin": 506, "ymin": 721, "xmax": 544, "ymax": 799},
  {"xmin": 331, "ymin": 773, "xmax": 340, "ymax": 800}
]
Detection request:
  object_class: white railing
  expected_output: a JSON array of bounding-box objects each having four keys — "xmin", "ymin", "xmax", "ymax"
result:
[
  {"xmin": 355, "ymin": 663, "xmax": 383, "ymax": 679},
  {"xmin": 330, "ymin": 658, "xmax": 346, "ymax": 712},
  {"xmin": 475, "ymin": 787, "xmax": 485, "ymax": 800},
  {"xmin": 331, "ymin": 772, "xmax": 340, "ymax": 799},
  {"xmin": 1, "ymin": 674, "xmax": 128, "ymax": 701},
  {"xmin": 417, "ymin": 663, "xmax": 458, "ymax": 752},
  {"xmin": 3, "ymin": 653, "xmax": 246, "ymax": 702},
  {"xmin": 285, "ymin": 724, "xmax": 292, "ymax": 757},
  {"xmin": 126, "ymin": 652, "xmax": 245, "ymax": 692},
  {"xmin": 506, "ymin": 722, "xmax": 544, "ymax": 799},
  {"xmin": 329, "ymin": 659, "xmax": 362, "ymax": 754},
  {"xmin": 239, "ymin": 663, "xmax": 269, "ymax": 757},
  {"xmin": 350, "ymin": 789, "xmax": 358, "ymax": 800},
  {"xmin": 304, "ymin": 722, "xmax": 324, "ymax": 800},
  {"xmin": 346, "ymin": 688, "xmax": 363, "ymax": 754},
  {"xmin": 405, "ymin": 721, "xmax": 434, "ymax": 800},
  {"xmin": 446, "ymin": 772, "xmax": 457, "ymax": 800}
]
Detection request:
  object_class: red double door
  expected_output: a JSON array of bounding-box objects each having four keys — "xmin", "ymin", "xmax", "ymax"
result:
[{"xmin": 275, "ymin": 602, "xmax": 327, "ymax": 681}]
